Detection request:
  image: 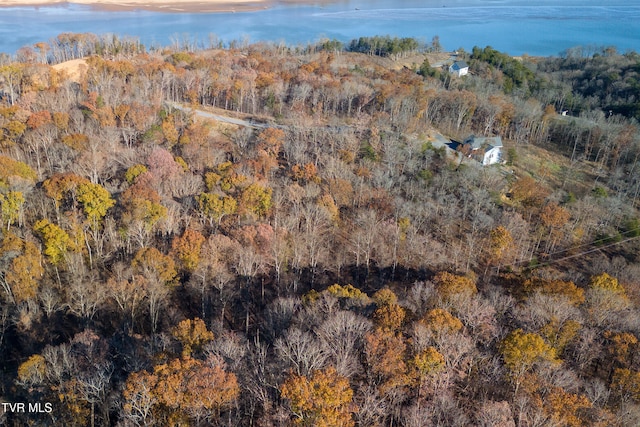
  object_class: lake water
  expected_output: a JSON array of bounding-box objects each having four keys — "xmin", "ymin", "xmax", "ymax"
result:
[{"xmin": 1, "ymin": 0, "xmax": 640, "ymax": 56}]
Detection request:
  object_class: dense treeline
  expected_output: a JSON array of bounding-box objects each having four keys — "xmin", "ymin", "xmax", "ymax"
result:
[
  {"xmin": 1, "ymin": 33, "xmax": 145, "ymax": 66},
  {"xmin": 470, "ymin": 46, "xmax": 538, "ymax": 94},
  {"xmin": 347, "ymin": 36, "xmax": 421, "ymax": 59},
  {"xmin": 537, "ymin": 49, "xmax": 640, "ymax": 120},
  {"xmin": 0, "ymin": 36, "xmax": 640, "ymax": 426}
]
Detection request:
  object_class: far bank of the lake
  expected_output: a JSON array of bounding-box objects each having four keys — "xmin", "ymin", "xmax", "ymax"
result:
[
  {"xmin": 1, "ymin": 0, "xmax": 639, "ymax": 56},
  {"xmin": 0, "ymin": 0, "xmax": 268, "ymax": 13}
]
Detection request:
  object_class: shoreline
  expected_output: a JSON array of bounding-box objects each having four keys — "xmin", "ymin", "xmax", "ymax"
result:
[{"xmin": 0, "ymin": 0, "xmax": 274, "ymax": 13}]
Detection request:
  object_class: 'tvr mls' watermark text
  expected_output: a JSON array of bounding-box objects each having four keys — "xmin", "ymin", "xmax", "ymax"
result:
[{"xmin": 2, "ymin": 402, "xmax": 53, "ymax": 413}]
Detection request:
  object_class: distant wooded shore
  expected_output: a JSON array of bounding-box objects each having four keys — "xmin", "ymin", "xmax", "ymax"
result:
[{"xmin": 0, "ymin": 0, "xmax": 268, "ymax": 13}]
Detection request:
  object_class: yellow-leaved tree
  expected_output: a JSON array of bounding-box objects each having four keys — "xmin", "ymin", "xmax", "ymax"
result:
[
  {"xmin": 196, "ymin": 192, "xmax": 238, "ymax": 227},
  {"xmin": 412, "ymin": 346, "xmax": 445, "ymax": 379},
  {"xmin": 2, "ymin": 234, "xmax": 44, "ymax": 304},
  {"xmin": 586, "ymin": 272, "xmax": 631, "ymax": 327},
  {"xmin": 33, "ymin": 218, "xmax": 73, "ymax": 266},
  {"xmin": 433, "ymin": 271, "xmax": 477, "ymax": 299},
  {"xmin": 372, "ymin": 288, "xmax": 406, "ymax": 331},
  {"xmin": 0, "ymin": 154, "xmax": 36, "ymax": 189},
  {"xmin": 172, "ymin": 317, "xmax": 214, "ymax": 357},
  {"xmin": 76, "ymin": 182, "xmax": 115, "ymax": 228},
  {"xmin": 0, "ymin": 191, "xmax": 25, "ymax": 230},
  {"xmin": 500, "ymin": 329, "xmax": 558, "ymax": 394},
  {"xmin": 17, "ymin": 354, "xmax": 46, "ymax": 387},
  {"xmin": 240, "ymin": 182, "xmax": 272, "ymax": 218},
  {"xmin": 132, "ymin": 247, "xmax": 178, "ymax": 332},
  {"xmin": 612, "ymin": 368, "xmax": 640, "ymax": 402},
  {"xmin": 544, "ymin": 386, "xmax": 592, "ymax": 427},
  {"xmin": 281, "ymin": 366, "xmax": 356, "ymax": 427},
  {"xmin": 485, "ymin": 225, "xmax": 514, "ymax": 274},
  {"xmin": 419, "ymin": 308, "xmax": 463, "ymax": 339},
  {"xmin": 171, "ymin": 228, "xmax": 206, "ymax": 273},
  {"xmin": 433, "ymin": 271, "xmax": 478, "ymax": 312}
]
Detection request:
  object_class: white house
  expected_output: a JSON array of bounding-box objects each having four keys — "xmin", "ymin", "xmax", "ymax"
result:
[
  {"xmin": 461, "ymin": 135, "xmax": 503, "ymax": 165},
  {"xmin": 449, "ymin": 60, "xmax": 469, "ymax": 77}
]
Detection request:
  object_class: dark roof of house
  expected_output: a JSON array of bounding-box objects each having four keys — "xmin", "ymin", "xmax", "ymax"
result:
[
  {"xmin": 450, "ymin": 61, "xmax": 469, "ymax": 70},
  {"xmin": 464, "ymin": 135, "xmax": 503, "ymax": 150}
]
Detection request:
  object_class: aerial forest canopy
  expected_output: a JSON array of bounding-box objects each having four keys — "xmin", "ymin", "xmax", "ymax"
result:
[{"xmin": 1, "ymin": 33, "xmax": 640, "ymax": 426}]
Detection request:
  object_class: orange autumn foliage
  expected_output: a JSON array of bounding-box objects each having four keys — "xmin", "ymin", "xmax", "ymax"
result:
[
  {"xmin": 124, "ymin": 356, "xmax": 239, "ymax": 425},
  {"xmin": 171, "ymin": 228, "xmax": 206, "ymax": 273},
  {"xmin": 281, "ymin": 367, "xmax": 356, "ymax": 427}
]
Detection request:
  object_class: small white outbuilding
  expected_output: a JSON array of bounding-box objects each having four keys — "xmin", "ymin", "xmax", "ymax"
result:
[{"xmin": 449, "ymin": 60, "xmax": 469, "ymax": 77}]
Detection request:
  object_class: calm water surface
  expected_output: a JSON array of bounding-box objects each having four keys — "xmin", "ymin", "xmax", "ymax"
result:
[{"xmin": 1, "ymin": 0, "xmax": 639, "ymax": 56}]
